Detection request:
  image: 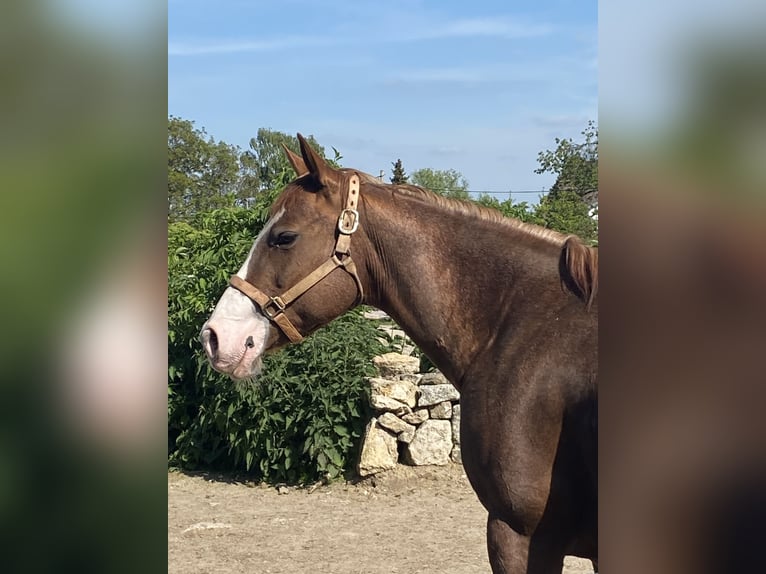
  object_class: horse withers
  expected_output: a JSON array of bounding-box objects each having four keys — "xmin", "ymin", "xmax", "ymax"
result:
[{"xmin": 200, "ymin": 135, "xmax": 598, "ymax": 574}]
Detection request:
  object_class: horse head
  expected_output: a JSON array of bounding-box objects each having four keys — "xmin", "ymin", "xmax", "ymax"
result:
[{"xmin": 200, "ymin": 135, "xmax": 365, "ymax": 380}]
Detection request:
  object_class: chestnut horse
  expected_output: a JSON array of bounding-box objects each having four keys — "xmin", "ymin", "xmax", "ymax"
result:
[{"xmin": 200, "ymin": 135, "xmax": 598, "ymax": 573}]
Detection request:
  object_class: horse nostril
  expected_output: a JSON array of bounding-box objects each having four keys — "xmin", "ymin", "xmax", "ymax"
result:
[
  {"xmin": 245, "ymin": 335, "xmax": 254, "ymax": 349},
  {"xmin": 201, "ymin": 327, "xmax": 219, "ymax": 360}
]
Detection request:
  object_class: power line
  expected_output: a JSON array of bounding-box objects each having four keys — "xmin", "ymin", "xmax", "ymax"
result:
[
  {"xmin": 468, "ymin": 190, "xmax": 544, "ymax": 195},
  {"xmin": 420, "ymin": 188, "xmax": 545, "ymax": 195},
  {"xmin": 372, "ymin": 174, "xmax": 596, "ymax": 197},
  {"xmin": 430, "ymin": 188, "xmax": 598, "ymax": 196}
]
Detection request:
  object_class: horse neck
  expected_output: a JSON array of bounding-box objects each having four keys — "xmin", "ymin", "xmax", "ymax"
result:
[{"xmin": 355, "ymin": 190, "xmax": 564, "ymax": 388}]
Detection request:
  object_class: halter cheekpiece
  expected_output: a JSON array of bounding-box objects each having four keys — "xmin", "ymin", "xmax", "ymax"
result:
[{"xmin": 228, "ymin": 174, "xmax": 364, "ymax": 343}]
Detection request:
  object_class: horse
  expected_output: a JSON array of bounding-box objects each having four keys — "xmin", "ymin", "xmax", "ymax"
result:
[{"xmin": 200, "ymin": 135, "xmax": 598, "ymax": 573}]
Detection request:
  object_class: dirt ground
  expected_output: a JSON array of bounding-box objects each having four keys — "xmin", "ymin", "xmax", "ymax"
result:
[{"xmin": 169, "ymin": 464, "xmax": 594, "ymax": 574}]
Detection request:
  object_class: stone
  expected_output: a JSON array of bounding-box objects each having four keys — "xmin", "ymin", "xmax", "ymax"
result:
[
  {"xmin": 403, "ymin": 420, "xmax": 452, "ymax": 466},
  {"xmin": 401, "ymin": 408, "xmax": 429, "ymax": 425},
  {"xmin": 450, "ymin": 444, "xmax": 462, "ymax": 463},
  {"xmin": 369, "ymin": 395, "xmax": 412, "ymax": 416},
  {"xmin": 397, "ymin": 373, "xmax": 422, "ymax": 385},
  {"xmin": 377, "ymin": 325, "xmax": 406, "ymax": 340},
  {"xmin": 429, "ymin": 401, "xmax": 452, "ymax": 419},
  {"xmin": 357, "ymin": 419, "xmax": 398, "ymax": 477},
  {"xmin": 363, "ymin": 310, "xmax": 389, "ymax": 320},
  {"xmin": 368, "ymin": 378, "xmax": 418, "ymax": 413},
  {"xmin": 377, "ymin": 412, "xmax": 416, "ymax": 435},
  {"xmin": 419, "ymin": 371, "xmax": 449, "ymax": 385},
  {"xmin": 451, "ymin": 404, "xmax": 461, "ymax": 446},
  {"xmin": 373, "ymin": 353, "xmax": 420, "ymax": 378},
  {"xmin": 398, "ymin": 427, "xmax": 416, "ymax": 444},
  {"xmin": 417, "ymin": 384, "xmax": 460, "ymax": 407}
]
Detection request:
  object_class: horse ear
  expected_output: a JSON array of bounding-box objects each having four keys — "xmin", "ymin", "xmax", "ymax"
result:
[
  {"xmin": 281, "ymin": 143, "xmax": 308, "ymax": 176},
  {"xmin": 297, "ymin": 133, "xmax": 338, "ymax": 189}
]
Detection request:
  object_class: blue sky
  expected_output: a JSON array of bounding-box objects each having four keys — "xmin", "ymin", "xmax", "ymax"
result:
[{"xmin": 169, "ymin": 0, "xmax": 596, "ymax": 201}]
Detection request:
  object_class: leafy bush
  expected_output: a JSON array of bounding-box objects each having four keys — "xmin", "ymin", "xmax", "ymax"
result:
[{"xmin": 168, "ymin": 206, "xmax": 389, "ymax": 483}]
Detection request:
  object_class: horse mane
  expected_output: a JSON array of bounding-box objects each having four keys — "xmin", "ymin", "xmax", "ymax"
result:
[
  {"xmin": 349, "ymin": 169, "xmax": 599, "ymax": 310},
  {"xmin": 559, "ymin": 237, "xmax": 599, "ymax": 310},
  {"xmin": 348, "ymin": 170, "xmax": 567, "ymax": 245}
]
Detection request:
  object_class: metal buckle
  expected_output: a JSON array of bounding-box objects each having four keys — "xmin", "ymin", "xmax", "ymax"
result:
[
  {"xmin": 337, "ymin": 209, "xmax": 359, "ymax": 234},
  {"xmin": 262, "ymin": 296, "xmax": 286, "ymax": 319}
]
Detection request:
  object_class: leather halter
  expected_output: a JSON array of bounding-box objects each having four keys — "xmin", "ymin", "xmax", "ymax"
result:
[{"xmin": 229, "ymin": 174, "xmax": 364, "ymax": 343}]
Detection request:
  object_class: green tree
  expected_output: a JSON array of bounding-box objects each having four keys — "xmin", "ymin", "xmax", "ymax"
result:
[
  {"xmin": 474, "ymin": 194, "xmax": 541, "ymax": 224},
  {"xmin": 239, "ymin": 129, "xmax": 326, "ymax": 199},
  {"xmin": 502, "ymin": 200, "xmax": 540, "ymax": 223},
  {"xmin": 410, "ymin": 167, "xmax": 470, "ymax": 199},
  {"xmin": 535, "ymin": 120, "xmax": 598, "ymax": 203},
  {"xmin": 168, "ymin": 116, "xmax": 240, "ymax": 222},
  {"xmin": 390, "ymin": 159, "xmax": 408, "ymax": 184},
  {"xmin": 473, "ymin": 193, "xmax": 502, "ymax": 211},
  {"xmin": 475, "ymin": 192, "xmax": 596, "ymax": 243},
  {"xmin": 533, "ymin": 121, "xmax": 598, "ymax": 242},
  {"xmin": 534, "ymin": 191, "xmax": 598, "ymax": 244}
]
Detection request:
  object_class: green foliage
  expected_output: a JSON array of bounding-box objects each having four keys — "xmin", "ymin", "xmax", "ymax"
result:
[
  {"xmin": 168, "ymin": 208, "xmax": 263, "ymax": 459},
  {"xmin": 474, "ymin": 194, "xmax": 540, "ymax": 223},
  {"xmin": 168, "ymin": 116, "xmax": 241, "ymax": 222},
  {"xmin": 535, "ymin": 120, "xmax": 598, "ymax": 200},
  {"xmin": 239, "ymin": 129, "xmax": 326, "ymax": 197},
  {"xmin": 390, "ymin": 159, "xmax": 408, "ymax": 184},
  {"xmin": 534, "ymin": 191, "xmax": 598, "ymax": 243},
  {"xmin": 168, "ymin": 205, "xmax": 390, "ymax": 483},
  {"xmin": 473, "ymin": 192, "xmax": 596, "ymax": 243},
  {"xmin": 410, "ymin": 167, "xmax": 470, "ymax": 199},
  {"xmin": 168, "ymin": 118, "xmax": 332, "ymax": 220},
  {"xmin": 532, "ymin": 121, "xmax": 598, "ymax": 243}
]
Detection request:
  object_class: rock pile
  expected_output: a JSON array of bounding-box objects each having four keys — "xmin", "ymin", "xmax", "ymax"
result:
[{"xmin": 357, "ymin": 353, "xmax": 462, "ymax": 476}]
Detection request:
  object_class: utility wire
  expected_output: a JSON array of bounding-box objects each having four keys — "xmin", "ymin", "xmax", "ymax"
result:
[{"xmin": 425, "ymin": 188, "xmax": 598, "ymax": 195}]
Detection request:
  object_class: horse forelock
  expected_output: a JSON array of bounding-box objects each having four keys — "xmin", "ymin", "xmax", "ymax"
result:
[
  {"xmin": 271, "ymin": 169, "xmax": 371, "ymax": 215},
  {"xmin": 270, "ymin": 174, "xmax": 321, "ymax": 215}
]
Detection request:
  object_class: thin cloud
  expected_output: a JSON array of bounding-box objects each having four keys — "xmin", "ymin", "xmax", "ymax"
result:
[
  {"xmin": 169, "ymin": 16, "xmax": 554, "ymax": 56},
  {"xmin": 168, "ymin": 35, "xmax": 336, "ymax": 56},
  {"xmin": 381, "ymin": 61, "xmax": 552, "ymax": 88},
  {"xmin": 404, "ymin": 17, "xmax": 554, "ymax": 41}
]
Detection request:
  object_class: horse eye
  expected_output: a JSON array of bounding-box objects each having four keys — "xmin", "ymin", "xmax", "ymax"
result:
[{"xmin": 270, "ymin": 231, "xmax": 298, "ymax": 248}]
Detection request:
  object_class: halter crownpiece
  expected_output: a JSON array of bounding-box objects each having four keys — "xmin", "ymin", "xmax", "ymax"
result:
[{"xmin": 229, "ymin": 174, "xmax": 364, "ymax": 343}]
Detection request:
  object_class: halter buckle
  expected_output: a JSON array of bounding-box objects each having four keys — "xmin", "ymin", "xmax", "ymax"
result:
[
  {"xmin": 262, "ymin": 296, "xmax": 286, "ymax": 319},
  {"xmin": 338, "ymin": 209, "xmax": 359, "ymax": 234}
]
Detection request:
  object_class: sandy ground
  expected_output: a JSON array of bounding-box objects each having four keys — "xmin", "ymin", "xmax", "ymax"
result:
[{"xmin": 169, "ymin": 464, "xmax": 595, "ymax": 574}]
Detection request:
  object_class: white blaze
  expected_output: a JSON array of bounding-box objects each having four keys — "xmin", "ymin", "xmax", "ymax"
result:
[
  {"xmin": 201, "ymin": 208, "xmax": 286, "ymax": 378},
  {"xmin": 236, "ymin": 207, "xmax": 286, "ymax": 279}
]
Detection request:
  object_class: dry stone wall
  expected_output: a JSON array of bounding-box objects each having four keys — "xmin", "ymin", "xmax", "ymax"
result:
[{"xmin": 357, "ymin": 353, "xmax": 462, "ymax": 477}]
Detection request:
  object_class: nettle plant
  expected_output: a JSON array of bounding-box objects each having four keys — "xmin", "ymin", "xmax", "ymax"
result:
[{"xmin": 169, "ymin": 203, "xmax": 391, "ymax": 483}]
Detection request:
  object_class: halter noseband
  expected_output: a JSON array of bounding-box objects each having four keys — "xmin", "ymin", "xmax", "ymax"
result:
[{"xmin": 228, "ymin": 174, "xmax": 364, "ymax": 343}]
